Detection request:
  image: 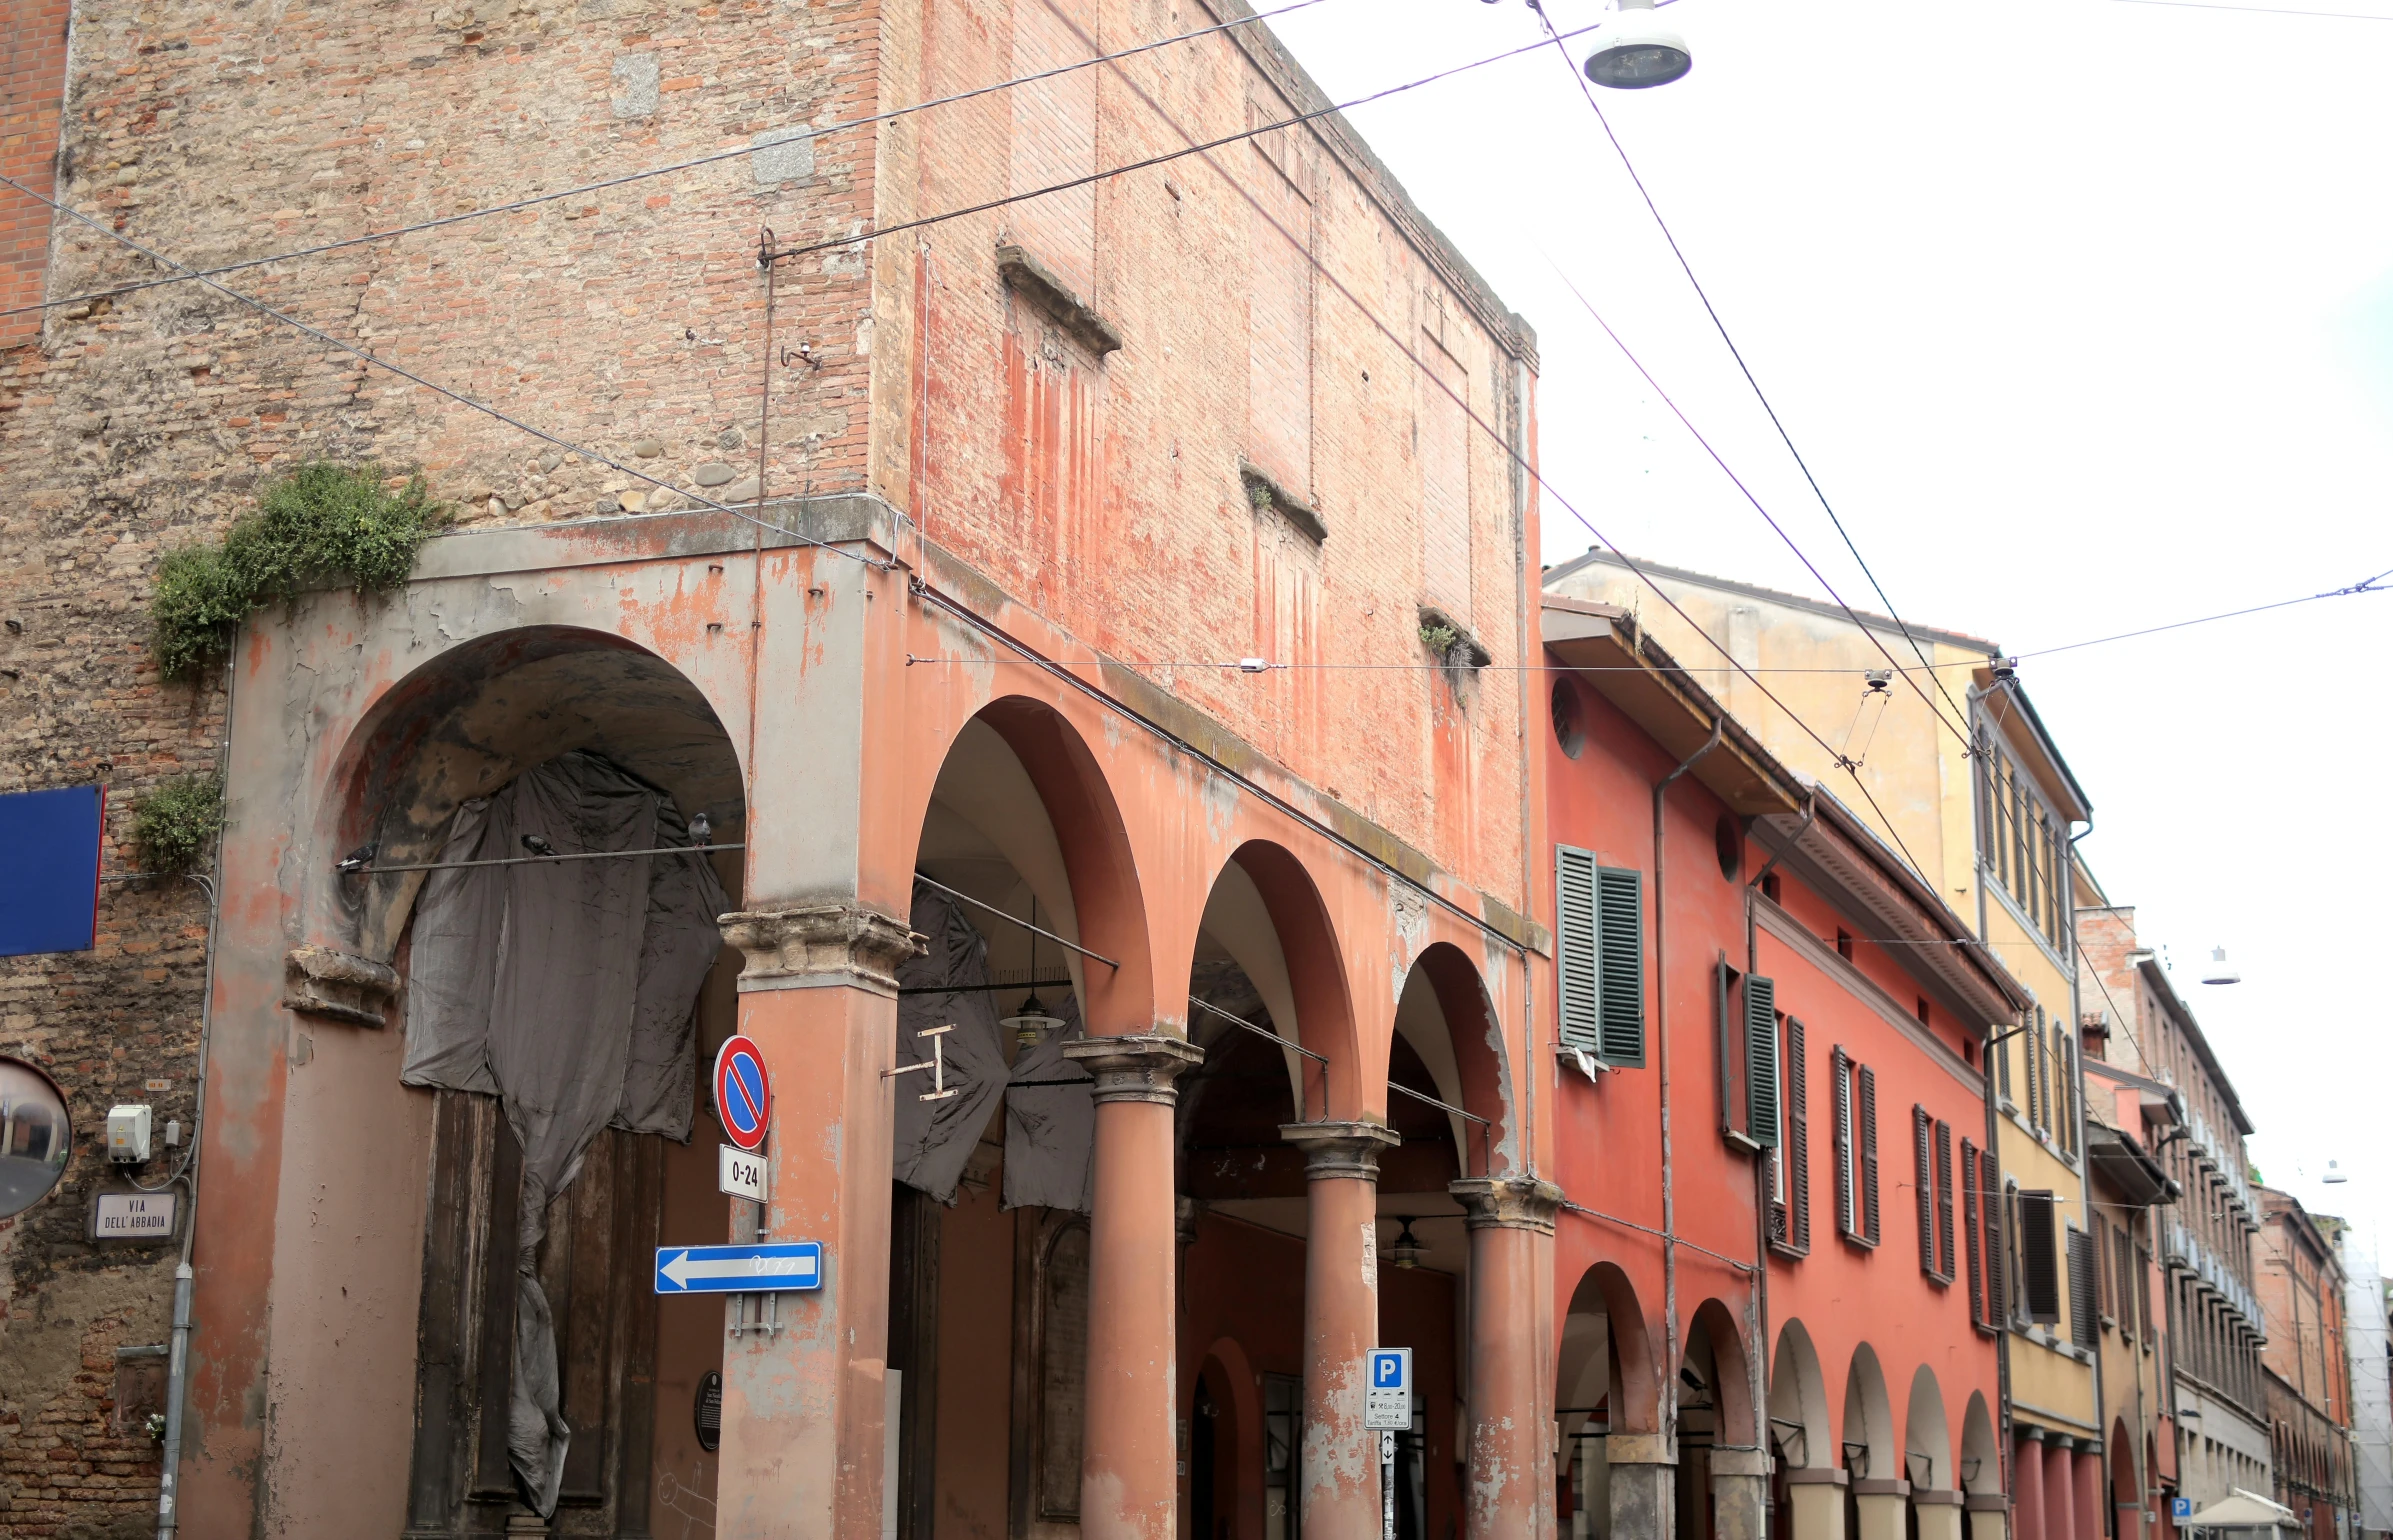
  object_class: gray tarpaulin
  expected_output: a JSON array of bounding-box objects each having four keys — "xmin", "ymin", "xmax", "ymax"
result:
[
  {"xmin": 400, "ymin": 751, "xmax": 727, "ymax": 1517},
  {"xmin": 1003, "ymin": 995, "xmax": 1094, "ymax": 1214},
  {"xmin": 892, "ymin": 882, "xmax": 1008, "ymax": 1202}
]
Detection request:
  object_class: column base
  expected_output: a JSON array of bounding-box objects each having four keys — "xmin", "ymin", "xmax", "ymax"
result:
[
  {"xmin": 1788, "ymin": 1469, "xmax": 1850, "ymax": 1540},
  {"xmin": 1608, "ymin": 1434, "xmax": 1676, "ymax": 1540},
  {"xmin": 1966, "ymin": 1493, "xmax": 2011, "ymax": 1540}
]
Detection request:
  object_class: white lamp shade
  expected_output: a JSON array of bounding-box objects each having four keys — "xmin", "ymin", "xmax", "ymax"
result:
[
  {"xmin": 2200, "ymin": 946, "xmax": 2240, "ymax": 986},
  {"xmin": 1586, "ymin": 0, "xmax": 1692, "ymax": 90}
]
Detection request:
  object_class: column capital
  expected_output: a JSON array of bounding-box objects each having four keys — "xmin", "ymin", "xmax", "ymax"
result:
[
  {"xmin": 1278, "ymin": 1119, "xmax": 1401, "ymax": 1179},
  {"xmin": 1608, "ymin": 1432, "xmax": 1678, "ymax": 1467},
  {"xmin": 1448, "ymin": 1175, "xmax": 1564, "ymax": 1235},
  {"xmin": 1060, "ymin": 1033, "xmax": 1204, "ymax": 1105},
  {"xmin": 719, "ymin": 902, "xmax": 924, "ymax": 994},
  {"xmin": 283, "ymin": 945, "xmax": 399, "ymax": 1028}
]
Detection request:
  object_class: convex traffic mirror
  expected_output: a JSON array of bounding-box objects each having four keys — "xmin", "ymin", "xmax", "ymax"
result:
[{"xmin": 0, "ymin": 1058, "xmax": 72, "ymax": 1219}]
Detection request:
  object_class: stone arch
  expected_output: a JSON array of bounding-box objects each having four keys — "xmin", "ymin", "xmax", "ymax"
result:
[
  {"xmin": 1770, "ymin": 1319, "xmax": 1834, "ymax": 1471},
  {"xmin": 1841, "ymin": 1343, "xmax": 1897, "ymax": 1480},
  {"xmin": 1903, "ymin": 1365, "xmax": 1954, "ymax": 1490},
  {"xmin": 1961, "ymin": 1392, "xmax": 2001, "ymax": 1495},
  {"xmin": 902, "ymin": 695, "xmax": 1156, "ymax": 1036},
  {"xmin": 1685, "ymin": 1297, "xmax": 1758, "ymax": 1448},
  {"xmin": 1561, "ymin": 1262, "xmax": 1662, "ymax": 1436},
  {"xmin": 1393, "ymin": 942, "xmax": 1516, "ymax": 1176},
  {"xmin": 324, "ymin": 624, "xmax": 747, "ymax": 958}
]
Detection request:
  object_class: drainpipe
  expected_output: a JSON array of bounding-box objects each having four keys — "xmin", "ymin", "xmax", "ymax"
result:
[
  {"xmin": 1746, "ymin": 794, "xmax": 1815, "ymax": 1453},
  {"xmin": 1655, "ymin": 716, "xmax": 1724, "ymax": 1444},
  {"xmin": 158, "ymin": 648, "xmax": 236, "ymax": 1540},
  {"xmin": 1967, "ymin": 682, "xmax": 2015, "ymax": 1510}
]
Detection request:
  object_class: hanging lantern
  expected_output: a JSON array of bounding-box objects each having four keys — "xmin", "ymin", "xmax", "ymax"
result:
[
  {"xmin": 1386, "ymin": 1216, "xmax": 1425, "ymax": 1271},
  {"xmin": 1004, "ymin": 990, "xmax": 1066, "ymax": 1048},
  {"xmin": 1585, "ymin": 0, "xmax": 1692, "ymax": 90}
]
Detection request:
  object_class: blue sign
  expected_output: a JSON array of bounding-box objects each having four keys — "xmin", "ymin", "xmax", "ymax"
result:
[
  {"xmin": 2173, "ymin": 1497, "xmax": 2193, "ymax": 1522},
  {"xmin": 656, "ymin": 1242, "xmax": 822, "ymax": 1294},
  {"xmin": 1365, "ymin": 1347, "xmax": 1413, "ymax": 1430},
  {"xmin": 1371, "ymin": 1352, "xmax": 1406, "ymax": 1389},
  {"xmin": 0, "ymin": 787, "xmax": 105, "ymax": 959}
]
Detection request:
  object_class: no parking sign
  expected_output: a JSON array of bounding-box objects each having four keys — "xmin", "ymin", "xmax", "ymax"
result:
[{"xmin": 714, "ymin": 1035, "xmax": 772, "ymax": 1152}]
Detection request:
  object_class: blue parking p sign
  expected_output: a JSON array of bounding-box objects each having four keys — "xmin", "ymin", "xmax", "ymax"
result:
[
  {"xmin": 1365, "ymin": 1348, "xmax": 1412, "ymax": 1431},
  {"xmin": 2173, "ymin": 1498, "xmax": 2193, "ymax": 1522}
]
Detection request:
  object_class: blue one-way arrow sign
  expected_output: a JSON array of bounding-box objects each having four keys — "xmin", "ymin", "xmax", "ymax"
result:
[{"xmin": 655, "ymin": 1242, "xmax": 823, "ymax": 1294}]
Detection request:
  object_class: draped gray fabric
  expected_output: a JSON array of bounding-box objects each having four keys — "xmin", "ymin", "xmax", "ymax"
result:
[
  {"xmin": 1004, "ymin": 995, "xmax": 1094, "ymax": 1214},
  {"xmin": 400, "ymin": 751, "xmax": 727, "ymax": 1516},
  {"xmin": 891, "ymin": 881, "xmax": 1008, "ymax": 1203}
]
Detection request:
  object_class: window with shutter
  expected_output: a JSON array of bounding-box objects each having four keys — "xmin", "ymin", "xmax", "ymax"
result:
[
  {"xmin": 1554, "ymin": 845, "xmax": 1601, "ymax": 1056},
  {"xmin": 1980, "ymin": 1149, "xmax": 2003, "ymax": 1326},
  {"xmin": 1746, "ymin": 975, "xmax": 1780, "ymax": 1149},
  {"xmin": 2068, "ymin": 1227, "xmax": 2097, "ymax": 1349},
  {"xmin": 2096, "ymin": 1219, "xmax": 2113, "ymax": 1326},
  {"xmin": 1784, "ymin": 1017, "xmax": 1810, "ymax": 1256},
  {"xmin": 2061, "ymin": 1033, "xmax": 2079, "ymax": 1157},
  {"xmin": 2018, "ymin": 1190, "xmax": 2062, "ymax": 1324},
  {"xmin": 1597, "ymin": 865, "xmax": 1646, "ymax": 1068},
  {"xmin": 1914, "ymin": 1106, "xmax": 1936, "ymax": 1276},
  {"xmin": 1997, "ymin": 1019, "xmax": 2012, "ymax": 1102},
  {"xmin": 2116, "ymin": 1228, "xmax": 2137, "ymax": 1342},
  {"xmin": 1934, "ymin": 1120, "xmax": 1955, "ymax": 1283},
  {"xmin": 2136, "ymin": 1243, "xmax": 2153, "ymax": 1347},
  {"xmin": 1962, "ymin": 1138, "xmax": 1984, "ymax": 1325},
  {"xmin": 2026, "ymin": 1008, "xmax": 2045, "ymax": 1133},
  {"xmin": 1858, "ymin": 1064, "xmax": 1880, "ymax": 1247},
  {"xmin": 1833, "ymin": 1046, "xmax": 1854, "ymax": 1241}
]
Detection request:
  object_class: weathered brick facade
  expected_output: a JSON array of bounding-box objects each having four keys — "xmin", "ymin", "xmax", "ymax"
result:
[{"xmin": 0, "ymin": 1, "xmax": 1539, "ymax": 1533}]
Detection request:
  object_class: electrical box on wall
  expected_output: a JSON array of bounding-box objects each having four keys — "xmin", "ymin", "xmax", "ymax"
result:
[{"xmin": 107, "ymin": 1104, "xmax": 152, "ymax": 1164}]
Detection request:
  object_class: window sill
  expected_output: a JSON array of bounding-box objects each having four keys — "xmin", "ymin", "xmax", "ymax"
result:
[{"xmin": 996, "ymin": 243, "xmax": 1124, "ymax": 357}]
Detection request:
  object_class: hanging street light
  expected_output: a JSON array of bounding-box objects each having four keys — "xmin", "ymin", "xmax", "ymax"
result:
[
  {"xmin": 1586, "ymin": 0, "xmax": 1693, "ymax": 90},
  {"xmin": 2200, "ymin": 946, "xmax": 2241, "ymax": 986}
]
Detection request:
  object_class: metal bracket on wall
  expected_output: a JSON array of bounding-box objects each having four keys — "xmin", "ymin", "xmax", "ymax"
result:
[{"xmin": 726, "ymin": 1292, "xmax": 782, "ymax": 1338}]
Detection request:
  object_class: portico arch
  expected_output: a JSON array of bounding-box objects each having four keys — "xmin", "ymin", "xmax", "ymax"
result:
[{"xmin": 1905, "ymin": 1366, "xmax": 1955, "ymax": 1490}]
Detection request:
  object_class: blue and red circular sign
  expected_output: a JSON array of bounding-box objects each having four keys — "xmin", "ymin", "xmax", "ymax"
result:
[{"xmin": 713, "ymin": 1035, "xmax": 772, "ymax": 1152}]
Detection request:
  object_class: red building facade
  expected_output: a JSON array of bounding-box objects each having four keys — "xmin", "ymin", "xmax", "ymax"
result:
[{"xmin": 1542, "ymin": 598, "xmax": 2018, "ymax": 1540}]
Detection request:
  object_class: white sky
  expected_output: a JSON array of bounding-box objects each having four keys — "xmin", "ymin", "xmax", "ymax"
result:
[{"xmin": 1270, "ymin": 0, "xmax": 2393, "ymax": 1253}]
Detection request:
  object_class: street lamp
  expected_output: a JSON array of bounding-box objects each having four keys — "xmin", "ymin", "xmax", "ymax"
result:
[
  {"xmin": 1585, "ymin": 0, "xmax": 1693, "ymax": 89},
  {"xmin": 2200, "ymin": 946, "xmax": 2240, "ymax": 986}
]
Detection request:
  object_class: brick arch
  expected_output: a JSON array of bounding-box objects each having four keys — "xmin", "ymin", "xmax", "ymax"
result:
[
  {"xmin": 1197, "ymin": 838, "xmax": 1360, "ymax": 1116},
  {"xmin": 1396, "ymin": 942, "xmax": 1518, "ymax": 1175},
  {"xmin": 919, "ymin": 694, "xmax": 1157, "ymax": 1037},
  {"xmin": 1563, "ymin": 1261, "xmax": 1663, "ymax": 1435},
  {"xmin": 320, "ymin": 624, "xmax": 746, "ymax": 960}
]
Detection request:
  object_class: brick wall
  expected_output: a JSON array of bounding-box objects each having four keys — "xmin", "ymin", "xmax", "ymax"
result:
[{"xmin": 0, "ymin": 0, "xmax": 69, "ymax": 351}]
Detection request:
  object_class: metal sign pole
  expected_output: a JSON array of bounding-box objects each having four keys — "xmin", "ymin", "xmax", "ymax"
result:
[{"xmin": 1381, "ymin": 1429, "xmax": 1396, "ymax": 1540}]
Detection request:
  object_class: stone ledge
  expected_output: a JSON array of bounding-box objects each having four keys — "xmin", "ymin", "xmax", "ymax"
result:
[
  {"xmin": 1239, "ymin": 459, "xmax": 1328, "ymax": 544},
  {"xmin": 997, "ymin": 243, "xmax": 1123, "ymax": 356},
  {"xmin": 283, "ymin": 946, "xmax": 399, "ymax": 1028}
]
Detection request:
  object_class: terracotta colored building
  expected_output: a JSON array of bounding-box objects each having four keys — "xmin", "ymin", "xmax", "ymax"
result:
[
  {"xmin": 1541, "ymin": 597, "xmax": 2015, "ymax": 1540},
  {"xmin": 2079, "ymin": 908, "xmax": 2274, "ymax": 1524},
  {"xmin": 2257, "ymin": 1188, "xmax": 2358, "ymax": 1539},
  {"xmin": 0, "ymin": 2, "xmax": 1559, "ymax": 1537}
]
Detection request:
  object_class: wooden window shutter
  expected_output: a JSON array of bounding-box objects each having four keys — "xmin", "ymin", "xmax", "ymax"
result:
[
  {"xmin": 2026, "ymin": 1009, "xmax": 2044, "ymax": 1132},
  {"xmin": 1596, "ymin": 865, "xmax": 1646, "ymax": 1067},
  {"xmin": 2068, "ymin": 1227, "xmax": 2097, "ymax": 1349},
  {"xmin": 1785, "ymin": 1016, "xmax": 1810, "ymax": 1255},
  {"xmin": 2136, "ymin": 1243, "xmax": 2153, "ymax": 1345},
  {"xmin": 1914, "ymin": 1106, "xmax": 1936, "ymax": 1276},
  {"xmin": 2096, "ymin": 1220, "xmax": 2114, "ymax": 1325},
  {"xmin": 1554, "ymin": 845, "xmax": 1601, "ymax": 1055},
  {"xmin": 2018, "ymin": 1190, "xmax": 2062, "ymax": 1323},
  {"xmin": 1997, "ymin": 1020, "xmax": 2012, "ymax": 1100},
  {"xmin": 1858, "ymin": 1064, "xmax": 1880, "ymax": 1246},
  {"xmin": 1745, "ymin": 975, "xmax": 1780, "ymax": 1148},
  {"xmin": 1962, "ymin": 1137, "xmax": 1984, "ymax": 1325},
  {"xmin": 2061, "ymin": 1033, "xmax": 2079, "ymax": 1156},
  {"xmin": 1832, "ymin": 1046, "xmax": 1854, "ymax": 1241},
  {"xmin": 1934, "ymin": 1120, "xmax": 1955, "ymax": 1282},
  {"xmin": 2116, "ymin": 1228, "xmax": 2137, "ymax": 1342},
  {"xmin": 1980, "ymin": 1149, "xmax": 2004, "ymax": 1325}
]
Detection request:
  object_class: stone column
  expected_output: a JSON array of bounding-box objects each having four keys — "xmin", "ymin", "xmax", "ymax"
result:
[
  {"xmin": 1607, "ymin": 1432, "xmax": 1677, "ymax": 1539},
  {"xmin": 1279, "ymin": 1120, "xmax": 1400, "ymax": 1539},
  {"xmin": 1787, "ymin": 1468, "xmax": 1850, "ymax": 1540},
  {"xmin": 2013, "ymin": 1430, "xmax": 2046, "ymax": 1540},
  {"xmin": 1856, "ymin": 1480, "xmax": 1913, "ymax": 1540},
  {"xmin": 712, "ymin": 902, "xmax": 924, "ymax": 1540},
  {"xmin": 2072, "ymin": 1439, "xmax": 2104, "ymax": 1540},
  {"xmin": 1967, "ymin": 1492, "xmax": 2014, "ymax": 1540},
  {"xmin": 1914, "ymin": 1488, "xmax": 1967, "ymax": 1540},
  {"xmin": 1062, "ymin": 1033, "xmax": 1205, "ymax": 1540},
  {"xmin": 2044, "ymin": 1438, "xmax": 2075, "ymax": 1540},
  {"xmin": 1450, "ymin": 1175, "xmax": 1563, "ymax": 1540},
  {"xmin": 1711, "ymin": 1446, "xmax": 1771, "ymax": 1540}
]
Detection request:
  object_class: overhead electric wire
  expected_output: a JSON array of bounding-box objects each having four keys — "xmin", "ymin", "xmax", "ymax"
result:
[
  {"xmin": 2110, "ymin": 0, "xmax": 2393, "ymax": 17},
  {"xmin": 2011, "ymin": 567, "xmax": 2391, "ymax": 659},
  {"xmin": 0, "ymin": 170, "xmax": 894, "ymax": 571},
  {"xmin": 1529, "ymin": 7, "xmax": 1980, "ymax": 752},
  {"xmin": 0, "ymin": 0, "xmax": 1340, "ymax": 322}
]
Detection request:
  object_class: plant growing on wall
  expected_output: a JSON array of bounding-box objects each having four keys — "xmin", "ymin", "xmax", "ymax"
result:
[
  {"xmin": 150, "ymin": 462, "xmax": 444, "ymax": 680},
  {"xmin": 132, "ymin": 773, "xmax": 224, "ymax": 878}
]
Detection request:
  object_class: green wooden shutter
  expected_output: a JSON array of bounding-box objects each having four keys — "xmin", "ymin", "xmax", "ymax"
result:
[
  {"xmin": 1914, "ymin": 1105, "xmax": 1936, "ymax": 1276},
  {"xmin": 1785, "ymin": 1018, "xmax": 1810, "ymax": 1254},
  {"xmin": 1744, "ymin": 975, "xmax": 1779, "ymax": 1148},
  {"xmin": 1935, "ymin": 1121, "xmax": 1955, "ymax": 1282},
  {"xmin": 1554, "ymin": 845, "xmax": 1601, "ymax": 1054},
  {"xmin": 2019, "ymin": 1190, "xmax": 2062, "ymax": 1323},
  {"xmin": 1962, "ymin": 1138, "xmax": 1984, "ymax": 1323},
  {"xmin": 1859, "ymin": 1064, "xmax": 1881, "ymax": 1246},
  {"xmin": 1595, "ymin": 865, "xmax": 1646, "ymax": 1068},
  {"xmin": 1832, "ymin": 1047, "xmax": 1853, "ymax": 1240}
]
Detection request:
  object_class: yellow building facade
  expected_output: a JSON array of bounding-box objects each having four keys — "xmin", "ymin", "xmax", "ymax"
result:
[{"xmin": 1545, "ymin": 553, "xmax": 2106, "ymax": 1501}]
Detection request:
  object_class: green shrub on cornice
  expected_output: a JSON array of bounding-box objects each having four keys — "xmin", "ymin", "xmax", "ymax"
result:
[
  {"xmin": 132, "ymin": 773, "xmax": 224, "ymax": 878},
  {"xmin": 151, "ymin": 462, "xmax": 444, "ymax": 680}
]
